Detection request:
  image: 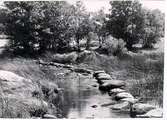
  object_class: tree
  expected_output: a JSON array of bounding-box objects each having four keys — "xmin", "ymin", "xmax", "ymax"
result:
[
  {"xmin": 3, "ymin": 1, "xmax": 73, "ymax": 55},
  {"xmin": 142, "ymin": 9, "xmax": 164, "ymax": 48},
  {"xmin": 106, "ymin": 1, "xmax": 144, "ymax": 50},
  {"xmin": 67, "ymin": 1, "xmax": 93, "ymax": 52},
  {"xmin": 4, "ymin": 2, "xmax": 37, "ymax": 55},
  {"xmin": 0, "ymin": 8, "xmax": 7, "ymax": 34},
  {"xmin": 93, "ymin": 8, "xmax": 109, "ymax": 48}
]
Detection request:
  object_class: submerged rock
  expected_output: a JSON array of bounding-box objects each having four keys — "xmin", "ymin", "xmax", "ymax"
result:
[
  {"xmin": 136, "ymin": 108, "xmax": 163, "ymax": 118},
  {"xmin": 92, "ymin": 84, "xmax": 98, "ymax": 87},
  {"xmin": 91, "ymin": 105, "xmax": 98, "ymax": 108},
  {"xmin": 131, "ymin": 103, "xmax": 156, "ymax": 115},
  {"xmin": 99, "ymin": 80, "xmax": 125, "ymax": 91}
]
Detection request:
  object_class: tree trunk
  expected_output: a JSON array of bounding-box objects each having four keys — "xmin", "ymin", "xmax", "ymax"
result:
[
  {"xmin": 126, "ymin": 42, "xmax": 133, "ymax": 51},
  {"xmin": 76, "ymin": 38, "xmax": 81, "ymax": 52},
  {"xmin": 86, "ymin": 36, "xmax": 91, "ymax": 50},
  {"xmin": 98, "ymin": 36, "xmax": 102, "ymax": 48}
]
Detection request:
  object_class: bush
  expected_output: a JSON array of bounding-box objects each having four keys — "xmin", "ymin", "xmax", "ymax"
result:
[{"xmin": 102, "ymin": 36, "xmax": 127, "ymax": 56}]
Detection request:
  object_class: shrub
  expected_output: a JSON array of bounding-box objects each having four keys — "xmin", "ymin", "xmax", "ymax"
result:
[{"xmin": 102, "ymin": 36, "xmax": 127, "ymax": 56}]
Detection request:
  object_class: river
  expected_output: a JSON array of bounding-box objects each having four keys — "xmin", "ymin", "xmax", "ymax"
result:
[{"xmin": 51, "ymin": 68, "xmax": 130, "ymax": 118}]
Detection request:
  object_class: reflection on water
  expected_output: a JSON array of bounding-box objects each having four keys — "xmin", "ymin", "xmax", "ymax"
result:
[{"xmin": 54, "ymin": 71, "xmax": 130, "ymax": 118}]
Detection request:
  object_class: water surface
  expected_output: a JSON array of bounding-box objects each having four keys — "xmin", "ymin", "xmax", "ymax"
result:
[{"xmin": 53, "ymin": 70, "xmax": 130, "ymax": 118}]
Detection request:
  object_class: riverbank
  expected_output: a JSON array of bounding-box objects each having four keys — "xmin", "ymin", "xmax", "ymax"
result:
[
  {"xmin": 0, "ymin": 57, "xmax": 132, "ymax": 118},
  {"xmin": 0, "ymin": 45, "xmax": 164, "ymax": 118},
  {"xmin": 0, "ymin": 58, "xmax": 130, "ymax": 118}
]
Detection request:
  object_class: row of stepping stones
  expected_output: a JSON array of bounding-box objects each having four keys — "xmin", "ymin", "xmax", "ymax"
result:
[{"xmin": 93, "ymin": 70, "xmax": 163, "ymax": 118}]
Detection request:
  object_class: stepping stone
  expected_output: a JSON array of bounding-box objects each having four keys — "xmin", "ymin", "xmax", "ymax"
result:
[
  {"xmin": 101, "ymin": 101, "xmax": 118, "ymax": 107},
  {"xmin": 136, "ymin": 108, "xmax": 163, "ymax": 118},
  {"xmin": 96, "ymin": 73, "xmax": 111, "ymax": 80},
  {"xmin": 99, "ymin": 80, "xmax": 125, "ymax": 91},
  {"xmin": 43, "ymin": 114, "xmax": 57, "ymax": 119},
  {"xmin": 93, "ymin": 70, "xmax": 105, "ymax": 77},
  {"xmin": 131, "ymin": 103, "xmax": 156, "ymax": 115},
  {"xmin": 97, "ymin": 73, "xmax": 110, "ymax": 77},
  {"xmin": 110, "ymin": 101, "xmax": 129, "ymax": 110},
  {"xmin": 120, "ymin": 97, "xmax": 138, "ymax": 104},
  {"xmin": 31, "ymin": 117, "xmax": 41, "ymax": 119},
  {"xmin": 108, "ymin": 88, "xmax": 126, "ymax": 95},
  {"xmin": 115, "ymin": 92, "xmax": 134, "ymax": 101}
]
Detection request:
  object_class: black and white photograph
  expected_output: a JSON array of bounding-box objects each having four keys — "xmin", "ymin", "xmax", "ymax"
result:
[{"xmin": 0, "ymin": 0, "xmax": 165, "ymax": 119}]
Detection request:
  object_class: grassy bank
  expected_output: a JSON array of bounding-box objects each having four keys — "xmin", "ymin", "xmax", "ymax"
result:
[
  {"xmin": 76, "ymin": 50, "xmax": 164, "ymax": 107},
  {"xmin": 0, "ymin": 58, "xmax": 64, "ymax": 118},
  {"xmin": 0, "ymin": 57, "xmax": 93, "ymax": 118}
]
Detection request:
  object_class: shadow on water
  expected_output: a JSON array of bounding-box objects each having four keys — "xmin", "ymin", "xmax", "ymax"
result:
[{"xmin": 52, "ymin": 71, "xmax": 130, "ymax": 118}]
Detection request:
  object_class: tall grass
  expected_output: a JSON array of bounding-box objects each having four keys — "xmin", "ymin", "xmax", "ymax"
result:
[
  {"xmin": 125, "ymin": 52, "xmax": 164, "ymax": 107},
  {"xmin": 77, "ymin": 50, "xmax": 164, "ymax": 107},
  {"xmin": 0, "ymin": 58, "xmax": 65, "ymax": 118}
]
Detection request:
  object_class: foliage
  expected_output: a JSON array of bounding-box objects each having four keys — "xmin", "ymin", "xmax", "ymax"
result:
[
  {"xmin": 2, "ymin": 1, "xmax": 96, "ymax": 54},
  {"xmin": 0, "ymin": 9, "xmax": 7, "ymax": 34},
  {"xmin": 142, "ymin": 9, "xmax": 165, "ymax": 48},
  {"xmin": 0, "ymin": 1, "xmax": 165, "ymax": 56},
  {"xmin": 102, "ymin": 35, "xmax": 127, "ymax": 56},
  {"xmin": 107, "ymin": 1, "xmax": 164, "ymax": 50},
  {"xmin": 92, "ymin": 8, "xmax": 108, "ymax": 48},
  {"xmin": 68, "ymin": 1, "xmax": 94, "ymax": 51},
  {"xmin": 3, "ymin": 1, "xmax": 76, "ymax": 55},
  {"xmin": 106, "ymin": 1, "xmax": 144, "ymax": 50}
]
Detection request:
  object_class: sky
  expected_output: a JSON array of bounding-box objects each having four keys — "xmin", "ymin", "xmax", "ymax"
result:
[
  {"xmin": 0, "ymin": 0, "xmax": 166, "ymax": 13},
  {"xmin": 68, "ymin": 0, "xmax": 166, "ymax": 13}
]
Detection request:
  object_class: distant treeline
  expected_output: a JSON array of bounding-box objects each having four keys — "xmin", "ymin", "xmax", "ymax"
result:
[{"xmin": 0, "ymin": 1, "xmax": 164, "ymax": 55}]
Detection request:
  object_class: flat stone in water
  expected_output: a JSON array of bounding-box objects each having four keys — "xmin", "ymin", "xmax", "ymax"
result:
[
  {"xmin": 97, "ymin": 73, "xmax": 110, "ymax": 77},
  {"xmin": 120, "ymin": 97, "xmax": 138, "ymax": 104},
  {"xmin": 94, "ymin": 70, "xmax": 105, "ymax": 74},
  {"xmin": 110, "ymin": 101, "xmax": 129, "ymax": 110},
  {"xmin": 101, "ymin": 101, "xmax": 118, "ymax": 107},
  {"xmin": 43, "ymin": 114, "xmax": 57, "ymax": 119},
  {"xmin": 136, "ymin": 108, "xmax": 163, "ymax": 118},
  {"xmin": 96, "ymin": 74, "xmax": 111, "ymax": 80},
  {"xmin": 109, "ymin": 88, "xmax": 126, "ymax": 95},
  {"xmin": 99, "ymin": 80, "xmax": 125, "ymax": 91},
  {"xmin": 115, "ymin": 92, "xmax": 134, "ymax": 101},
  {"xmin": 132, "ymin": 103, "xmax": 156, "ymax": 115},
  {"xmin": 93, "ymin": 70, "xmax": 105, "ymax": 77}
]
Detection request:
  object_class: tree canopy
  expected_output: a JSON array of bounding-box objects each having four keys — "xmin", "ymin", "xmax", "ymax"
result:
[
  {"xmin": 0, "ymin": 1, "xmax": 164, "ymax": 56},
  {"xmin": 106, "ymin": 1, "xmax": 144, "ymax": 50}
]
